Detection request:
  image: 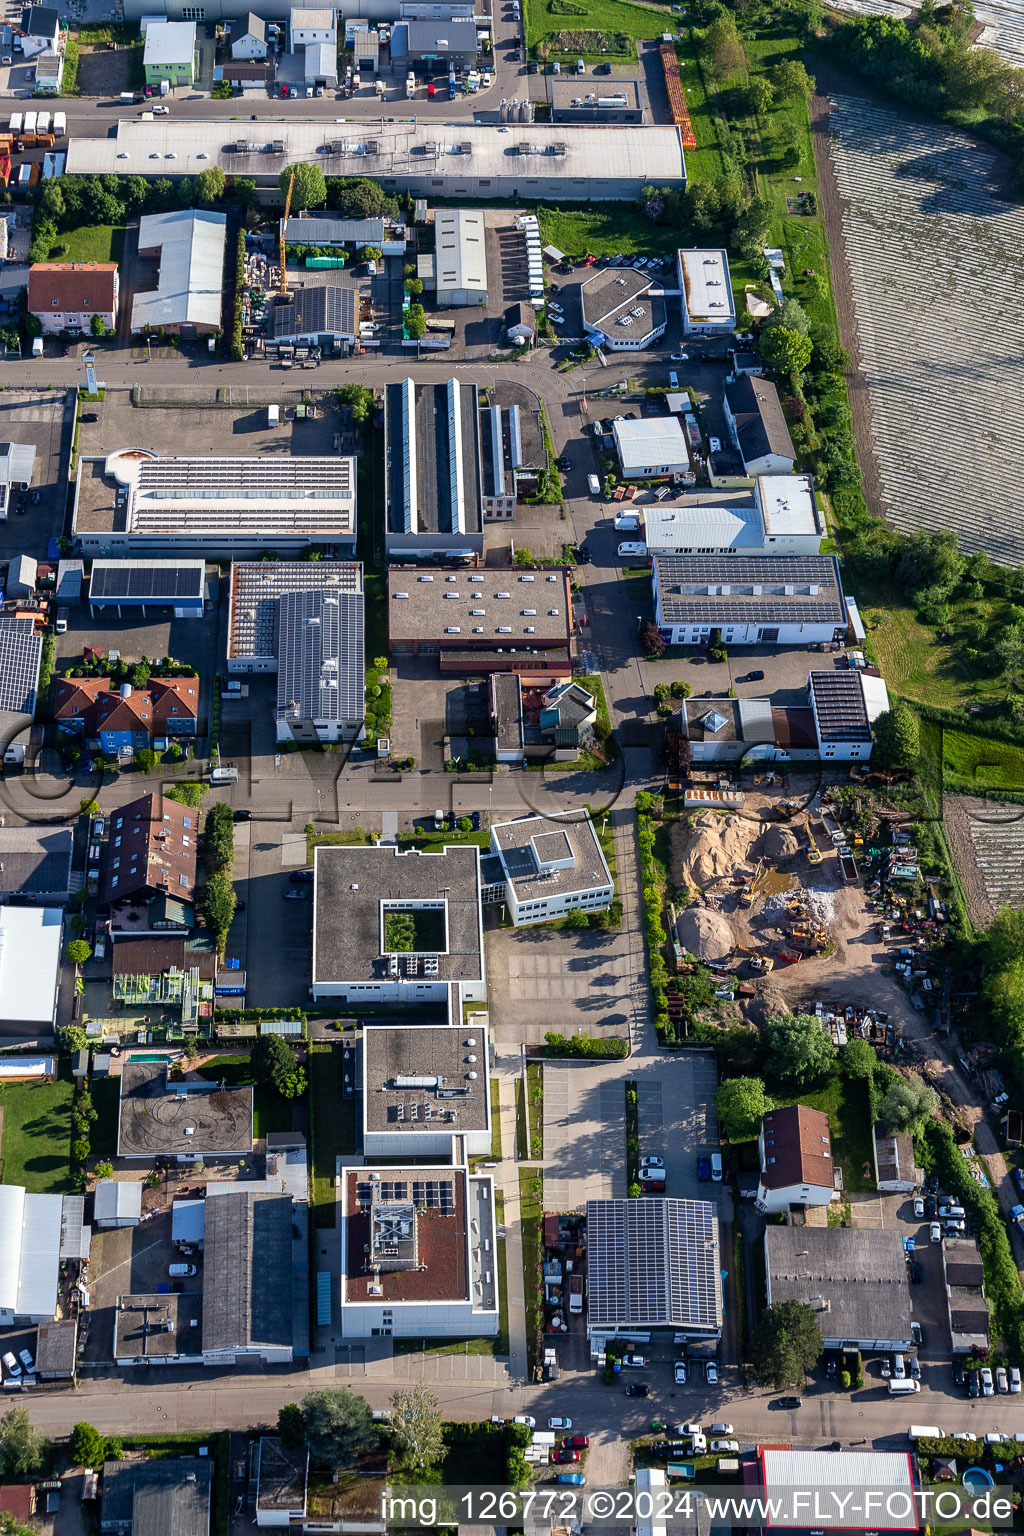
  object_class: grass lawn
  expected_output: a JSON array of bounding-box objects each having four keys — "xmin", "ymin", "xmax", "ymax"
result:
[
  {"xmin": 52, "ymin": 225, "xmax": 126, "ymax": 266},
  {"xmin": 537, "ymin": 204, "xmax": 681, "ymax": 261},
  {"xmin": 527, "ymin": 1062, "xmax": 543, "ymax": 1160},
  {"xmin": 440, "ymin": 1423, "xmax": 510, "ymax": 1485},
  {"xmin": 196, "ymin": 1055, "xmax": 293, "ymax": 1140},
  {"xmin": 519, "ymin": 1167, "xmax": 544, "ymax": 1378},
  {"xmin": 674, "ymin": 31, "xmax": 727, "ymax": 182},
  {"xmin": 933, "ymin": 726, "xmax": 1024, "ymax": 792},
  {"xmin": 490, "ymin": 1077, "xmax": 503, "ymax": 1160},
  {"xmin": 863, "ymin": 582, "xmax": 1009, "ymax": 712},
  {"xmin": 305, "ymin": 827, "xmax": 372, "ymax": 862},
  {"xmin": 396, "ymin": 829, "xmax": 491, "ymax": 851},
  {"xmin": 309, "ymin": 1042, "xmax": 356, "ymax": 1226},
  {"xmin": 526, "ymin": 0, "xmax": 670, "ymax": 59},
  {"xmin": 0, "ymin": 1070, "xmax": 75, "ymax": 1192}
]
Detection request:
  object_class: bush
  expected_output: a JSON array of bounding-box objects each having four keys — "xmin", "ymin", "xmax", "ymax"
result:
[
  {"xmin": 839, "ymin": 1369, "xmax": 851, "ymax": 1390},
  {"xmin": 543, "ymin": 1032, "xmax": 628, "ymax": 1059}
]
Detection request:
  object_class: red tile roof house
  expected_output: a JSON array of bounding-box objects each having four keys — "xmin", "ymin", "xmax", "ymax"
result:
[
  {"xmin": 102, "ymin": 791, "xmax": 198, "ymax": 906},
  {"xmin": 53, "ymin": 676, "xmax": 199, "ymax": 755},
  {"xmin": 28, "ymin": 261, "xmax": 119, "ymax": 335},
  {"xmin": 755, "ymin": 1103, "xmax": 837, "ymax": 1214}
]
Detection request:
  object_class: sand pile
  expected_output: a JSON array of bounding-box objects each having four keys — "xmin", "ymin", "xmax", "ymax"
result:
[
  {"xmin": 758, "ymin": 823, "xmax": 802, "ymax": 860},
  {"xmin": 676, "ymin": 905, "xmax": 735, "ymax": 964},
  {"xmin": 679, "ymin": 813, "xmax": 755, "ymax": 890}
]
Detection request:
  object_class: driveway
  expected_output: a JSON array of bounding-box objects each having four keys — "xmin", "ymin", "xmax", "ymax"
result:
[{"xmin": 486, "ymin": 921, "xmax": 635, "ymax": 1048}]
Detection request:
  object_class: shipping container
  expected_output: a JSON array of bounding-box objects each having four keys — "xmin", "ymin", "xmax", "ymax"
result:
[
  {"xmin": 52, "ymin": 111, "xmax": 65, "ymax": 136},
  {"xmin": 23, "ymin": 111, "xmax": 37, "ymax": 133},
  {"xmin": 8, "ymin": 112, "xmax": 21, "ymax": 134}
]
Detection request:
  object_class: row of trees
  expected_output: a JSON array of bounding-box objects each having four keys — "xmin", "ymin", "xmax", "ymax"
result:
[{"xmin": 199, "ymin": 800, "xmax": 236, "ymax": 955}]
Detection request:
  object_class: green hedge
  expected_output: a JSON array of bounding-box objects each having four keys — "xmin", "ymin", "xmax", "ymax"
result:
[
  {"xmin": 636, "ymin": 812, "xmax": 670, "ymax": 1036},
  {"xmin": 229, "ymin": 230, "xmax": 244, "ymax": 361},
  {"xmin": 543, "ymin": 1032, "xmax": 628, "ymax": 1059}
]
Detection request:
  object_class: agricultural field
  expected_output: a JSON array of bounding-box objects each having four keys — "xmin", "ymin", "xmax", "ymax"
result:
[
  {"xmin": 825, "ymin": 94, "xmax": 1024, "ymax": 564},
  {"xmin": 943, "ymin": 795, "xmax": 1024, "ymax": 924}
]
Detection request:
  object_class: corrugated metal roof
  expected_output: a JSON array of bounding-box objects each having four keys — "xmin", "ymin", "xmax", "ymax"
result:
[
  {"xmin": 94, "ymin": 1179, "xmax": 144, "ymax": 1223},
  {"xmin": 614, "ymin": 416, "xmax": 688, "ymax": 473},
  {"xmin": 17, "ymin": 1191, "xmax": 63, "ymax": 1318},
  {"xmin": 760, "ymin": 1449, "xmax": 916, "ymax": 1529},
  {"xmin": 0, "ymin": 1184, "xmax": 25, "ymax": 1314},
  {"xmin": 0, "ymin": 906, "xmax": 61, "ymax": 1025},
  {"xmin": 132, "ymin": 209, "xmax": 227, "ymax": 331}
]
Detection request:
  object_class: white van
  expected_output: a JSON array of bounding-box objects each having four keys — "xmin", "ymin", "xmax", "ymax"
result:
[
  {"xmin": 56, "ymin": 608, "xmax": 69, "ymax": 634},
  {"xmin": 669, "ymin": 371, "xmax": 679, "ymax": 389},
  {"xmin": 588, "ymin": 473, "xmax": 600, "ymax": 497},
  {"xmin": 267, "ymin": 404, "xmax": 280, "ymax": 427},
  {"xmin": 211, "ymin": 766, "xmax": 239, "ymax": 785},
  {"xmin": 617, "ymin": 541, "xmax": 647, "ymax": 559},
  {"xmin": 169, "ymin": 1263, "xmax": 196, "ymax": 1277},
  {"xmin": 888, "ymin": 1379, "xmax": 920, "ymax": 1395},
  {"xmin": 908, "ymin": 1426, "xmax": 942, "ymax": 1441}
]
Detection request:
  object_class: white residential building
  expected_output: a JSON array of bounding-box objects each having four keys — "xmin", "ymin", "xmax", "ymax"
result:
[
  {"xmin": 231, "ymin": 12, "xmax": 268, "ymax": 56},
  {"xmin": 339, "ymin": 1162, "xmax": 498, "ymax": 1338},
  {"xmin": 678, "ymin": 247, "xmax": 735, "ymax": 334},
  {"xmin": 755, "ymin": 1105, "xmax": 835, "ymax": 1214},
  {"xmin": 289, "ymin": 5, "xmax": 336, "ymax": 48},
  {"xmin": 486, "ymin": 811, "xmax": 613, "ymax": 926}
]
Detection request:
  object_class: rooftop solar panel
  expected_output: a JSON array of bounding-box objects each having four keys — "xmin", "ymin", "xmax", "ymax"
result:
[{"xmin": 90, "ymin": 560, "xmax": 206, "ymax": 602}]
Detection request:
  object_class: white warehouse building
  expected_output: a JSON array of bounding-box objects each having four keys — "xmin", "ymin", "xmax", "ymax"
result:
[
  {"xmin": 678, "ymin": 247, "xmax": 735, "ymax": 335},
  {"xmin": 652, "ymin": 554, "xmax": 850, "ymax": 648},
  {"xmin": 484, "ymin": 812, "xmax": 614, "ymax": 927},
  {"xmin": 642, "ymin": 474, "xmax": 824, "ymax": 558}
]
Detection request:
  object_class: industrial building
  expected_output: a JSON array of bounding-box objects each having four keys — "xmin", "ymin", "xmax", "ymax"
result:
[
  {"xmin": 274, "ymin": 585, "xmax": 365, "ymax": 745},
  {"xmin": 312, "ymin": 843, "xmax": 486, "ymax": 1008},
  {"xmin": 581, "ymin": 264, "xmax": 667, "ymax": 353},
  {"xmin": 724, "ymin": 375, "xmax": 796, "ymax": 476},
  {"xmin": 585, "ymin": 1197, "xmax": 723, "ymax": 1342},
  {"xmin": 652, "ymin": 554, "xmax": 849, "ymax": 647},
  {"xmin": 384, "ymin": 378, "xmax": 483, "ymax": 559},
  {"xmin": 282, "ymin": 213, "xmax": 399, "ymax": 250},
  {"xmin": 485, "ymin": 812, "xmax": 614, "ymax": 926},
  {"xmin": 267, "ymin": 285, "xmax": 358, "ymax": 353},
  {"xmin": 395, "ymin": 17, "xmax": 478, "ymax": 66},
  {"xmin": 387, "ymin": 567, "xmax": 574, "ymax": 673},
  {"xmin": 943, "ymin": 1236, "xmax": 989, "ymax": 1354},
  {"xmin": 480, "ymin": 381, "xmax": 547, "ymax": 516},
  {"xmin": 99, "ymin": 1457, "xmax": 212, "ymax": 1536},
  {"xmin": 202, "ymin": 1189, "xmax": 297, "ymax": 1363},
  {"xmin": 339, "ymin": 1162, "xmax": 498, "ymax": 1338},
  {"xmin": 73, "ymin": 451, "xmax": 357, "ymax": 558},
  {"xmin": 677, "ymin": 247, "xmax": 735, "ymax": 334},
  {"xmin": 550, "ymin": 77, "xmax": 643, "ymax": 123},
  {"xmin": 131, "ymin": 210, "xmax": 227, "ymax": 335},
  {"xmin": 426, "ymin": 209, "xmax": 488, "ymax": 307},
  {"xmin": 93, "ymin": 1179, "xmax": 144, "ymax": 1229},
  {"xmin": 88, "ymin": 558, "xmax": 207, "ymax": 618},
  {"xmin": 0, "ymin": 826, "xmax": 72, "ymax": 904},
  {"xmin": 757, "ymin": 1450, "xmax": 917, "ymax": 1532},
  {"xmin": 66, "ymin": 121, "xmax": 690, "ymax": 202},
  {"xmin": 0, "ymin": 906, "xmax": 62, "ymax": 1034},
  {"xmin": 28, "ymin": 262, "xmax": 119, "ymax": 335},
  {"xmin": 641, "ymin": 475, "xmax": 824, "ymax": 557},
  {"xmin": 226, "ymin": 559, "xmax": 363, "ymax": 673},
  {"xmin": 613, "ymin": 416, "xmax": 690, "ymax": 478},
  {"xmin": 764, "ymin": 1225, "xmax": 914, "ymax": 1352},
  {"xmin": 0, "ymin": 1182, "xmax": 65, "ymax": 1324},
  {"xmin": 361, "ymin": 1023, "xmax": 492, "ymax": 1160}
]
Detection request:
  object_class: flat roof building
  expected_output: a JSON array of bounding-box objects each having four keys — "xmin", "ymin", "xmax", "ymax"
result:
[
  {"xmin": 0, "ymin": 826, "xmax": 72, "ymax": 904},
  {"xmin": 387, "ymin": 567, "xmax": 573, "ymax": 671},
  {"xmin": 550, "ymin": 76, "xmax": 643, "ymax": 123},
  {"xmin": 764, "ymin": 1224, "xmax": 913, "ymax": 1351},
  {"xmin": 488, "ymin": 811, "xmax": 613, "ymax": 927},
  {"xmin": 0, "ymin": 906, "xmax": 62, "ymax": 1033},
  {"xmin": 312, "ymin": 843, "xmax": 485, "ymax": 1007},
  {"xmin": 402, "ymin": 16, "xmax": 477, "ymax": 62},
  {"xmin": 872, "ymin": 1122, "xmax": 920, "ymax": 1193},
  {"xmin": 433, "ymin": 209, "xmax": 487, "ymax": 307},
  {"xmin": 93, "ymin": 1179, "xmax": 144, "ymax": 1228},
  {"xmin": 0, "ymin": 1183, "xmax": 64, "ymax": 1324},
  {"xmin": 89, "ymin": 558, "xmax": 206, "ymax": 618},
  {"xmin": 74, "ymin": 451, "xmax": 357, "ymax": 558},
  {"xmin": 340, "ymin": 1162, "xmax": 498, "ymax": 1338},
  {"xmin": 283, "ymin": 214, "xmax": 386, "ymax": 247},
  {"xmin": 362, "ymin": 1023, "xmax": 491, "ymax": 1159},
  {"xmin": 385, "ymin": 378, "xmax": 483, "ymax": 558},
  {"xmin": 677, "ymin": 247, "xmax": 735, "ymax": 334},
  {"xmin": 274, "ymin": 585, "xmax": 365, "ymax": 746},
  {"xmin": 582, "ymin": 265, "xmax": 667, "ymax": 352},
  {"xmin": 143, "ymin": 18, "xmax": 197, "ymax": 84},
  {"xmin": 66, "ymin": 121, "xmax": 690, "ymax": 202},
  {"xmin": 227, "ymin": 559, "xmax": 363, "ymax": 671},
  {"xmin": 758, "ymin": 1450, "xmax": 917, "ymax": 1531},
  {"xmin": 117, "ymin": 1060, "xmax": 253, "ymax": 1161},
  {"xmin": 255, "ymin": 1439, "xmax": 308, "ymax": 1530},
  {"xmin": 642, "ymin": 474, "xmax": 824, "ymax": 560},
  {"xmin": 480, "ymin": 380, "xmax": 548, "ymax": 516},
  {"xmin": 652, "ymin": 553, "xmax": 848, "ymax": 647},
  {"xmin": 586, "ymin": 1197, "xmax": 723, "ymax": 1340},
  {"xmin": 613, "ymin": 415, "xmax": 690, "ymax": 479},
  {"xmin": 34, "ymin": 1315, "xmax": 78, "ymax": 1380},
  {"xmin": 0, "ymin": 441, "xmax": 36, "ymax": 519},
  {"xmin": 202, "ymin": 1189, "xmax": 295, "ymax": 1363},
  {"xmin": 942, "ymin": 1235, "xmax": 989, "ymax": 1354}
]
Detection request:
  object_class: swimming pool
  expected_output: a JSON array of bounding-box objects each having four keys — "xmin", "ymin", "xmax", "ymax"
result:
[{"xmin": 962, "ymin": 1467, "xmax": 994, "ymax": 1491}]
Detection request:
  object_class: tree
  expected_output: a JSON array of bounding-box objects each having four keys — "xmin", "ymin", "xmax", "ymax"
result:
[
  {"xmin": 93, "ymin": 1159, "xmax": 114, "ymax": 1179},
  {"xmin": 405, "ymin": 305, "xmax": 426, "ymax": 339},
  {"xmin": 995, "ymin": 622, "xmax": 1024, "ymax": 691},
  {"xmin": 200, "ymin": 870, "xmax": 236, "ymax": 953},
  {"xmin": 750, "ymin": 1300, "xmax": 823, "ymax": 1389},
  {"xmin": 203, "ymin": 801, "xmax": 235, "ymax": 876},
  {"xmin": 358, "ymin": 245, "xmax": 383, "ymax": 262},
  {"xmin": 404, "ymin": 277, "xmax": 424, "ymax": 297},
  {"xmin": 337, "ymin": 384, "xmax": 374, "ymax": 424},
  {"xmin": 897, "ymin": 529, "xmax": 966, "ymax": 599},
  {"xmin": 133, "ymin": 748, "xmax": 157, "ymax": 774},
  {"xmin": 760, "ymin": 325, "xmax": 812, "ymax": 375},
  {"xmin": 871, "ymin": 701, "xmax": 920, "ymax": 773},
  {"xmin": 66, "ymin": 938, "xmax": 92, "ymax": 967},
  {"xmin": 300, "ymin": 1388, "xmax": 378, "ymax": 1469},
  {"xmin": 57, "ymin": 1025, "xmax": 87, "ymax": 1053},
  {"xmin": 565, "ymin": 907, "xmax": 589, "ymax": 929},
  {"xmin": 89, "ymin": 313, "xmax": 106, "ymax": 338},
  {"xmin": 194, "ymin": 165, "xmax": 226, "ymax": 206},
  {"xmin": 761, "ymin": 1013, "xmax": 837, "ymax": 1089},
  {"xmin": 747, "ymin": 76, "xmax": 774, "ymax": 114},
  {"xmin": 1, "ymin": 1511, "xmax": 37, "ymax": 1536},
  {"xmin": 251, "ymin": 1033, "xmax": 304, "ymax": 1099},
  {"xmin": 234, "ymin": 177, "xmax": 259, "ymax": 213},
  {"xmin": 771, "ymin": 59, "xmax": 814, "ymax": 98},
  {"xmin": 878, "ymin": 1073, "xmax": 939, "ymax": 1136},
  {"xmin": 388, "ymin": 1388, "xmax": 444, "ymax": 1470},
  {"xmin": 328, "ymin": 176, "xmax": 397, "ymax": 220},
  {"xmin": 167, "ymin": 782, "xmax": 207, "ymax": 809},
  {"xmin": 717, "ymin": 1076, "xmax": 773, "ymax": 1141},
  {"xmin": 640, "ymin": 621, "xmax": 666, "ymax": 658},
  {"xmin": 277, "ymin": 1403, "xmax": 306, "ymax": 1450},
  {"xmin": 280, "ymin": 163, "xmax": 327, "ymax": 209},
  {"xmin": 704, "ymin": 15, "xmax": 745, "ymax": 76},
  {"xmin": 0, "ymin": 1406, "xmax": 44, "ymax": 1478},
  {"xmin": 840, "ymin": 1037, "xmax": 877, "ymax": 1081},
  {"xmin": 69, "ymin": 1421, "xmax": 107, "ymax": 1467}
]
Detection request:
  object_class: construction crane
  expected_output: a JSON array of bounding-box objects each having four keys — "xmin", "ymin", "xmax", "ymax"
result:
[{"xmin": 279, "ymin": 168, "xmax": 295, "ymax": 296}]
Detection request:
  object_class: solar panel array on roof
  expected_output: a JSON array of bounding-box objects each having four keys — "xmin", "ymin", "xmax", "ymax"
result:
[
  {"xmin": 587, "ymin": 1197, "xmax": 721, "ymax": 1331},
  {"xmin": 654, "ymin": 554, "xmax": 845, "ymax": 624},
  {"xmin": 810, "ymin": 671, "xmax": 871, "ymax": 742},
  {"xmin": 90, "ymin": 560, "xmax": 205, "ymax": 602},
  {"xmin": 0, "ymin": 619, "xmax": 42, "ymax": 716}
]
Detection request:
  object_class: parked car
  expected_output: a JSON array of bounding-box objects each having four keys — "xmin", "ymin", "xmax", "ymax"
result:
[
  {"xmin": 674, "ymin": 1361, "xmax": 687, "ymax": 1384},
  {"xmin": 556, "ymin": 1448, "xmax": 580, "ymax": 1463},
  {"xmin": 512, "ymin": 1415, "xmax": 536, "ymax": 1428},
  {"xmin": 676, "ymin": 1423, "xmax": 703, "ymax": 1437},
  {"xmin": 775, "ymin": 1396, "xmax": 802, "ymax": 1409},
  {"xmin": 641, "ymin": 1179, "xmax": 666, "ymax": 1193},
  {"xmin": 17, "ymin": 1349, "xmax": 34, "ymax": 1374},
  {"xmin": 233, "ymin": 809, "xmax": 252, "ymax": 821},
  {"xmin": 913, "ymin": 1196, "xmax": 925, "ymax": 1218},
  {"xmin": 968, "ymin": 1370, "xmax": 981, "ymax": 1398},
  {"xmin": 930, "ymin": 1221, "xmax": 942, "ymax": 1242},
  {"xmin": 1011, "ymin": 1367, "xmax": 1022, "ymax": 1394},
  {"xmin": 1014, "ymin": 1168, "xmax": 1024, "ymax": 1195},
  {"xmin": 290, "ymin": 869, "xmax": 315, "ymax": 882},
  {"xmin": 2, "ymin": 1353, "xmax": 20, "ymax": 1378},
  {"xmin": 555, "ymin": 455, "xmax": 571, "ymax": 472},
  {"xmin": 670, "ymin": 352, "xmax": 689, "ymax": 361},
  {"xmin": 283, "ymin": 888, "xmax": 308, "ymax": 900},
  {"xmin": 564, "ymin": 1435, "xmax": 589, "ymax": 1448},
  {"xmin": 697, "ymin": 1156, "xmax": 711, "ymax": 1181},
  {"xmin": 981, "ymin": 1367, "xmax": 995, "ymax": 1396},
  {"xmin": 548, "ymin": 1417, "xmax": 572, "ymax": 1430},
  {"xmin": 909, "ymin": 1260, "xmax": 923, "ymax": 1283},
  {"xmin": 926, "ymin": 1174, "xmax": 940, "ymax": 1194},
  {"xmin": 623, "ymin": 1354, "xmax": 646, "ymax": 1368},
  {"xmin": 911, "ymin": 1321, "xmax": 923, "ymax": 1346},
  {"xmin": 708, "ymin": 436, "xmax": 722, "ymax": 454},
  {"xmin": 997, "ymin": 1366, "xmax": 1009, "ymax": 1393},
  {"xmin": 951, "ymin": 1359, "xmax": 966, "ymax": 1388},
  {"xmin": 625, "ymin": 1384, "xmax": 649, "ymax": 1397},
  {"xmin": 892, "ymin": 1354, "xmax": 906, "ymax": 1379},
  {"xmin": 640, "ymin": 1156, "xmax": 665, "ymax": 1171},
  {"xmin": 704, "ymin": 1361, "xmax": 718, "ymax": 1385},
  {"xmin": 881, "ymin": 1357, "xmax": 892, "ymax": 1379},
  {"xmin": 712, "ymin": 1440, "xmax": 739, "ymax": 1454},
  {"xmin": 910, "ymin": 1357, "xmax": 921, "ymax": 1381}
]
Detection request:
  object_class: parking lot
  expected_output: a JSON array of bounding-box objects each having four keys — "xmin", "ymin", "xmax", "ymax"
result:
[
  {"xmin": 83, "ymin": 1206, "xmax": 200, "ymax": 1364},
  {"xmin": 0, "ymin": 391, "xmax": 74, "ymax": 564}
]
